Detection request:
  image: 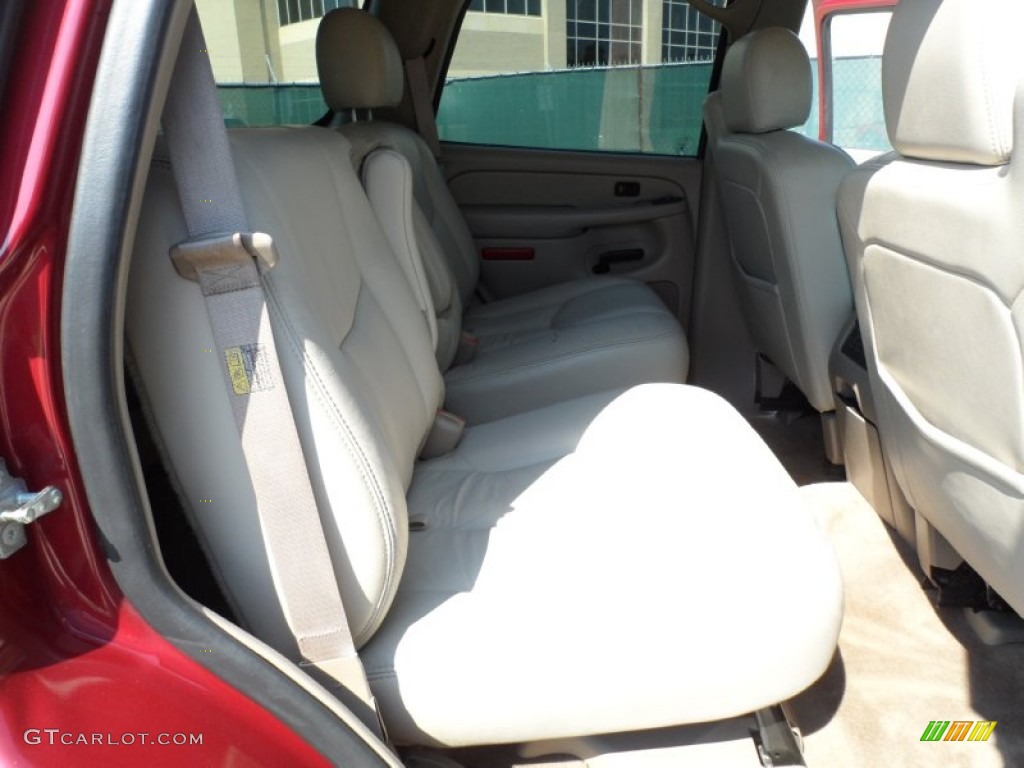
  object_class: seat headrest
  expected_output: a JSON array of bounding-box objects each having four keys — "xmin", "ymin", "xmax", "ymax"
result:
[
  {"xmin": 883, "ymin": 0, "xmax": 1022, "ymax": 166},
  {"xmin": 316, "ymin": 8, "xmax": 404, "ymax": 112},
  {"xmin": 721, "ymin": 28, "xmax": 811, "ymax": 134}
]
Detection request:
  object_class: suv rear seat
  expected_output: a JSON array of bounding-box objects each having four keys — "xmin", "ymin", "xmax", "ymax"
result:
[
  {"xmin": 315, "ymin": 8, "xmax": 690, "ymax": 424},
  {"xmin": 127, "ymin": 120, "xmax": 842, "ymax": 746}
]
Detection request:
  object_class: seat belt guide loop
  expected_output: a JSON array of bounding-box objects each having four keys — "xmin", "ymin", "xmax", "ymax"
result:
[{"xmin": 170, "ymin": 231, "xmax": 279, "ymax": 286}]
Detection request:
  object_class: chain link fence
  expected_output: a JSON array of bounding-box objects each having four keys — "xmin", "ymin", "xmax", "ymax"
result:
[
  {"xmin": 796, "ymin": 56, "xmax": 890, "ymax": 152},
  {"xmin": 830, "ymin": 56, "xmax": 888, "ymax": 151}
]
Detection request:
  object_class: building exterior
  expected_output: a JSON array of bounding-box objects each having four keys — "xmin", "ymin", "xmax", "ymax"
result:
[
  {"xmin": 196, "ymin": 0, "xmax": 720, "ymax": 84},
  {"xmin": 452, "ymin": 0, "xmax": 719, "ymax": 78},
  {"xmin": 197, "ymin": 0, "xmax": 355, "ymax": 84}
]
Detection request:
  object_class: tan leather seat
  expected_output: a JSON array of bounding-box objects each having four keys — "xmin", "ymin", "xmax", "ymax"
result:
[
  {"xmin": 316, "ymin": 8, "xmax": 689, "ymax": 424},
  {"xmin": 127, "ymin": 125, "xmax": 843, "ymax": 747},
  {"xmin": 838, "ymin": 0, "xmax": 1024, "ymax": 611},
  {"xmin": 705, "ymin": 28, "xmax": 854, "ymax": 413}
]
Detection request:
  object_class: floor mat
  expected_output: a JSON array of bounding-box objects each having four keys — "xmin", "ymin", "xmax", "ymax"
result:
[{"xmin": 791, "ymin": 482, "xmax": 1024, "ymax": 768}]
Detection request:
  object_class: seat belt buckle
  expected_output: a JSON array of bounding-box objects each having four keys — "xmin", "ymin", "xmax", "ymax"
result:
[
  {"xmin": 420, "ymin": 409, "xmax": 465, "ymax": 460},
  {"xmin": 452, "ymin": 331, "xmax": 479, "ymax": 367},
  {"xmin": 170, "ymin": 231, "xmax": 279, "ymax": 282}
]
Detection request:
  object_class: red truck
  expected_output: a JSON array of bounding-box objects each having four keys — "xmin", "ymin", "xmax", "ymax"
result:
[{"xmin": 10, "ymin": 2, "xmax": 1023, "ymax": 768}]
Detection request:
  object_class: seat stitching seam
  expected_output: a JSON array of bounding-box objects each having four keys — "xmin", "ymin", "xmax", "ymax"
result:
[
  {"xmin": 977, "ymin": 37, "xmax": 1002, "ymax": 160},
  {"xmin": 467, "ymin": 281, "xmax": 637, "ymax": 322},
  {"xmin": 418, "ymin": 455, "xmax": 567, "ymax": 475},
  {"xmin": 861, "ymin": 238, "xmax": 1014, "ymax": 308},
  {"xmin": 474, "ymin": 312, "xmax": 672, "ymax": 353},
  {"xmin": 366, "ymin": 669, "xmax": 399, "ymax": 680},
  {"xmin": 446, "ymin": 331, "xmax": 680, "ymax": 384}
]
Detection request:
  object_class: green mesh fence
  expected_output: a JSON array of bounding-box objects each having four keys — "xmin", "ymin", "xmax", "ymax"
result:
[
  {"xmin": 216, "ymin": 84, "xmax": 327, "ymax": 127},
  {"xmin": 438, "ymin": 63, "xmax": 715, "ymax": 156},
  {"xmin": 215, "ymin": 57, "xmax": 888, "ymax": 155}
]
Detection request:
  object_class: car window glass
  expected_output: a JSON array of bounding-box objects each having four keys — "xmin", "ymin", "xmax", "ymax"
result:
[
  {"xmin": 438, "ymin": 0, "xmax": 727, "ymax": 156},
  {"xmin": 826, "ymin": 10, "xmax": 892, "ymax": 159},
  {"xmin": 796, "ymin": 4, "xmax": 893, "ymax": 161},
  {"xmin": 196, "ymin": 0, "xmax": 357, "ymax": 126}
]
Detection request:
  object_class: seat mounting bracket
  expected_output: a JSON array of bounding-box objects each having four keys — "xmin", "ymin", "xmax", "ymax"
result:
[{"xmin": 753, "ymin": 706, "xmax": 806, "ymax": 767}]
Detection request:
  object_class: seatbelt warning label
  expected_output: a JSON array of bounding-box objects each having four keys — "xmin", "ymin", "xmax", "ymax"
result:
[{"xmin": 225, "ymin": 344, "xmax": 273, "ymax": 395}]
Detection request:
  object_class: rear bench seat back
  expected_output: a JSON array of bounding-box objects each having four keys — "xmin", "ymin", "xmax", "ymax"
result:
[
  {"xmin": 128, "ymin": 124, "xmax": 844, "ymax": 748},
  {"xmin": 316, "ymin": 8, "xmax": 690, "ymax": 424},
  {"xmin": 360, "ymin": 140, "xmax": 467, "ymax": 370},
  {"xmin": 129, "ymin": 129, "xmax": 443, "ymax": 651}
]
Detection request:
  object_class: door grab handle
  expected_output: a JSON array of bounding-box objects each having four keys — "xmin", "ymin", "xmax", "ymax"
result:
[{"xmin": 593, "ymin": 249, "xmax": 644, "ymax": 274}]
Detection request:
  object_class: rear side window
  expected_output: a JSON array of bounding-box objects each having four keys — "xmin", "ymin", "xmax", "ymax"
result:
[
  {"xmin": 795, "ymin": 4, "xmax": 893, "ymax": 162},
  {"xmin": 824, "ymin": 11, "xmax": 892, "ymax": 157},
  {"xmin": 196, "ymin": 0, "xmax": 358, "ymax": 126},
  {"xmin": 438, "ymin": 0, "xmax": 726, "ymax": 156}
]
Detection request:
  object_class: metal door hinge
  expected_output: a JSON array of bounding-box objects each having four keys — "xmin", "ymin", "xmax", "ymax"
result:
[{"xmin": 0, "ymin": 460, "xmax": 62, "ymax": 559}]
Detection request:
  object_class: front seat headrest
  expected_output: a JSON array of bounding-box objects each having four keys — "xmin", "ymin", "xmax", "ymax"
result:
[
  {"xmin": 721, "ymin": 27, "xmax": 812, "ymax": 134},
  {"xmin": 883, "ymin": 0, "xmax": 1021, "ymax": 166}
]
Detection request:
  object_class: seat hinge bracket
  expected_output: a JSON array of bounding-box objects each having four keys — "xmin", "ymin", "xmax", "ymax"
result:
[
  {"xmin": 754, "ymin": 706, "xmax": 806, "ymax": 767},
  {"xmin": 0, "ymin": 460, "xmax": 63, "ymax": 559}
]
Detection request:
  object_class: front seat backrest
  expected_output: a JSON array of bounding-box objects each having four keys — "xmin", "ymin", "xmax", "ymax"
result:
[
  {"xmin": 838, "ymin": 0, "xmax": 1024, "ymax": 611},
  {"xmin": 710, "ymin": 27, "xmax": 855, "ymax": 413}
]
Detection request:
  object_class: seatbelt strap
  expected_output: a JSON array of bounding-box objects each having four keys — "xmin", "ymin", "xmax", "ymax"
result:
[
  {"xmin": 404, "ymin": 56, "xmax": 442, "ymax": 159},
  {"xmin": 162, "ymin": 7, "xmax": 384, "ymax": 739}
]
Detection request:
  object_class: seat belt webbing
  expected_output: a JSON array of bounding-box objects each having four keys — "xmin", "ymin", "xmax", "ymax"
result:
[
  {"xmin": 404, "ymin": 56, "xmax": 442, "ymax": 159},
  {"xmin": 162, "ymin": 7, "xmax": 383, "ymax": 737}
]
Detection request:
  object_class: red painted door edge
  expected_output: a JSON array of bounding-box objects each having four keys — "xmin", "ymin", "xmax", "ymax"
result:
[
  {"xmin": 811, "ymin": 0, "xmax": 899, "ymax": 142},
  {"xmin": 0, "ymin": 2, "xmax": 330, "ymax": 765}
]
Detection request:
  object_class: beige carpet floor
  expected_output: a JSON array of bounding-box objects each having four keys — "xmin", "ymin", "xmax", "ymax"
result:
[
  {"xmin": 748, "ymin": 412, "xmax": 843, "ymax": 487},
  {"xmin": 791, "ymin": 482, "xmax": 1024, "ymax": 767}
]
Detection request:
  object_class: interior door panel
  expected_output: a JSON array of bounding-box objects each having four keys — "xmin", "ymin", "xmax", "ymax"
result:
[{"xmin": 442, "ymin": 144, "xmax": 703, "ymax": 329}]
